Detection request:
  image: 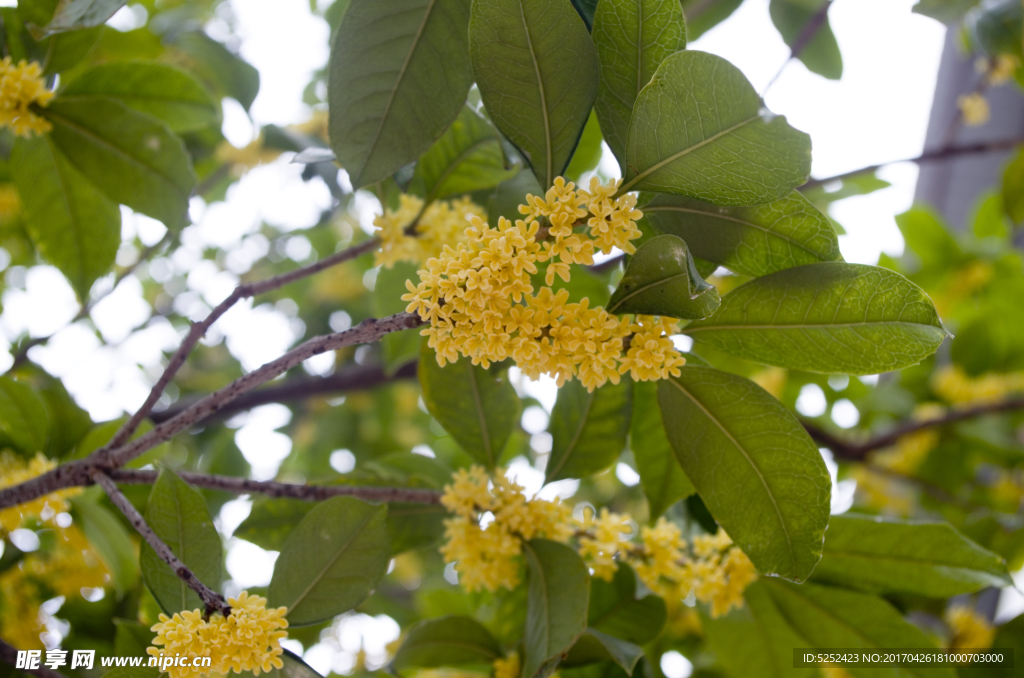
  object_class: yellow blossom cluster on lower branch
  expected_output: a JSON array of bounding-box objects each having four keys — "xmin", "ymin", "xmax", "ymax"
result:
[
  {"xmin": 0, "ymin": 58, "xmax": 53, "ymax": 138},
  {"xmin": 403, "ymin": 177, "xmax": 686, "ymax": 391},
  {"xmin": 439, "ymin": 467, "xmax": 757, "ymax": 618},
  {"xmin": 148, "ymin": 592, "xmax": 289, "ymax": 678}
]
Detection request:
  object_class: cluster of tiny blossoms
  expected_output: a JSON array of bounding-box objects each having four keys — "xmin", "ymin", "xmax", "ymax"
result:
[
  {"xmin": 148, "ymin": 592, "xmax": 289, "ymax": 678},
  {"xmin": 403, "ymin": 177, "xmax": 685, "ymax": 391},
  {"xmin": 932, "ymin": 364, "xmax": 1024, "ymax": 406},
  {"xmin": 374, "ymin": 194, "xmax": 485, "ymax": 268},
  {"xmin": 440, "ymin": 467, "xmax": 757, "ymax": 618},
  {"xmin": 0, "ymin": 451, "xmax": 81, "ymax": 533},
  {"xmin": 0, "ymin": 58, "xmax": 53, "ymax": 138}
]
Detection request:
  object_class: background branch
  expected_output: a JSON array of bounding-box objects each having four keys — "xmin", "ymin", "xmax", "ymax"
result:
[
  {"xmin": 93, "ymin": 471, "xmax": 231, "ymax": 617},
  {"xmin": 0, "ymin": 638, "xmax": 67, "ymax": 678}
]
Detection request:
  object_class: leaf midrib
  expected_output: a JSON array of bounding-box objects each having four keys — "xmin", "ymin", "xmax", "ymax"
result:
[
  {"xmin": 546, "ymin": 390, "xmax": 596, "ymax": 481},
  {"xmin": 467, "ymin": 365, "xmax": 493, "ymax": 467},
  {"xmin": 665, "ymin": 376, "xmax": 794, "ymax": 562},
  {"xmin": 608, "ymin": 270, "xmax": 699, "ymax": 313},
  {"xmin": 621, "ymin": 115, "xmax": 760, "ymax": 192},
  {"xmin": 822, "ymin": 548, "xmax": 1001, "ymax": 572},
  {"xmin": 425, "ymin": 136, "xmax": 499, "ymax": 203},
  {"xmin": 517, "ymin": 0, "xmax": 552, "ymax": 187}
]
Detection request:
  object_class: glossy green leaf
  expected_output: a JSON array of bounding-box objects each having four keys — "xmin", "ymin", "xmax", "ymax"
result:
[
  {"xmin": 563, "ymin": 630, "xmax": 643, "ymax": 674},
  {"xmin": 234, "ymin": 497, "xmax": 313, "ymax": 552},
  {"xmin": 36, "ymin": 373, "xmax": 91, "ymax": 458},
  {"xmin": 11, "ymin": 136, "xmax": 120, "ymax": 299},
  {"xmin": 588, "ymin": 564, "xmax": 666, "ymax": 644},
  {"xmin": 140, "ymin": 469, "xmax": 223, "ymax": 614},
  {"xmin": 71, "ymin": 493, "xmax": 139, "ymax": 596},
  {"xmin": 375, "ymin": 263, "xmax": 423, "ymax": 371},
  {"xmin": 41, "ymin": 0, "xmax": 125, "ymax": 35},
  {"xmin": 684, "ymin": 263, "xmax": 948, "ymax": 375},
  {"xmin": 62, "ymin": 62, "xmax": 219, "ymax": 133},
  {"xmin": 169, "ymin": 31, "xmax": 260, "ymax": 110},
  {"xmin": 329, "ymin": 0, "xmax": 472, "ymax": 188},
  {"xmin": 388, "ymin": 502, "xmax": 447, "ymax": 554},
  {"xmin": 762, "ymin": 579, "xmax": 956, "ymax": 678},
  {"xmin": 522, "ymin": 539, "xmax": 590, "ymax": 678},
  {"xmin": 681, "ymin": 0, "xmax": 744, "ymax": 40},
  {"xmin": 545, "ymin": 378, "xmax": 632, "ymax": 482},
  {"xmin": 268, "ymin": 496, "xmax": 390, "ymax": 626},
  {"xmin": 257, "ymin": 651, "xmax": 324, "ymax": 678},
  {"xmin": 1002, "ymin": 148, "xmax": 1024, "ymax": 223},
  {"xmin": 640, "ymin": 191, "xmax": 841, "ymax": 277},
  {"xmin": 0, "ymin": 376, "xmax": 49, "ymax": 455},
  {"xmin": 592, "ymin": 0, "xmax": 686, "ymax": 166},
  {"xmin": 469, "ymin": 0, "xmax": 599, "ymax": 189},
  {"xmin": 607, "ymin": 235, "xmax": 720, "ymax": 319},
  {"xmin": 43, "ymin": 97, "xmax": 196, "ymax": 229},
  {"xmin": 418, "ymin": 340, "xmax": 520, "ymax": 468},
  {"xmin": 657, "ymin": 367, "xmax": 831, "ymax": 580},
  {"xmin": 768, "ymin": 0, "xmax": 842, "ymax": 80},
  {"xmin": 391, "ymin": 616, "xmax": 502, "ymax": 670},
  {"xmin": 623, "ymin": 50, "xmax": 811, "ymax": 204},
  {"xmin": 966, "ymin": 0, "xmax": 1023, "ymax": 58},
  {"xmin": 810, "ymin": 513, "xmax": 1012, "ymax": 597},
  {"xmin": 410, "ymin": 106, "xmax": 518, "ymax": 202},
  {"xmin": 631, "ymin": 381, "xmax": 693, "ymax": 520},
  {"xmin": 564, "ymin": 110, "xmax": 604, "ymax": 182}
]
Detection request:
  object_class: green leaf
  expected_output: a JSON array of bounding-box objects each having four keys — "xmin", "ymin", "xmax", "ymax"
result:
[
  {"xmin": 761, "ymin": 579, "xmax": 956, "ymax": 678},
  {"xmin": 328, "ymin": 0, "xmax": 473, "ymax": 188},
  {"xmin": 563, "ymin": 630, "xmax": 643, "ymax": 674},
  {"xmin": 630, "ymin": 381, "xmax": 693, "ymax": 520},
  {"xmin": 11, "ymin": 136, "xmax": 120, "ymax": 299},
  {"xmin": 375, "ymin": 263, "xmax": 423, "ymax": 371},
  {"xmin": 623, "ymin": 50, "xmax": 811, "ymax": 204},
  {"xmin": 972, "ymin": 191, "xmax": 1009, "ymax": 240},
  {"xmin": 168, "ymin": 31, "xmax": 260, "ymax": 110},
  {"xmin": 62, "ymin": 62, "xmax": 219, "ymax": 134},
  {"xmin": 607, "ymin": 234, "xmax": 720, "ymax": 319},
  {"xmin": 41, "ymin": 0, "xmax": 126, "ymax": 35},
  {"xmin": 418, "ymin": 340, "xmax": 520, "ymax": 468},
  {"xmin": 522, "ymin": 539, "xmax": 590, "ymax": 678},
  {"xmin": 587, "ymin": 564, "xmax": 666, "ymax": 645},
  {"xmin": 410, "ymin": 106, "xmax": 518, "ymax": 202},
  {"xmin": 0, "ymin": 376, "xmax": 48, "ymax": 454},
  {"xmin": 256, "ymin": 650, "xmax": 323, "ymax": 678},
  {"xmin": 657, "ymin": 367, "xmax": 831, "ymax": 581},
  {"xmin": 913, "ymin": 0, "xmax": 981, "ymax": 23},
  {"xmin": 564, "ymin": 110, "xmax": 604, "ymax": 182},
  {"xmin": 234, "ymin": 498, "xmax": 313, "ymax": 552},
  {"xmin": 43, "ymin": 96, "xmax": 196, "ymax": 230},
  {"xmin": 71, "ymin": 493, "xmax": 139, "ymax": 596},
  {"xmin": 388, "ymin": 502, "xmax": 447, "ymax": 554},
  {"xmin": 681, "ymin": 0, "xmax": 744, "ymax": 40},
  {"xmin": 113, "ymin": 619, "xmax": 155, "ymax": 657},
  {"xmin": 640, "ymin": 191, "xmax": 841, "ymax": 277},
  {"xmin": 768, "ymin": 0, "xmax": 842, "ymax": 80},
  {"xmin": 268, "ymin": 496, "xmax": 390, "ymax": 626},
  {"xmin": 140, "ymin": 469, "xmax": 223, "ymax": 614},
  {"xmin": 1002, "ymin": 149, "xmax": 1024, "ymax": 223},
  {"xmin": 391, "ymin": 616, "xmax": 502, "ymax": 670},
  {"xmin": 545, "ymin": 378, "xmax": 632, "ymax": 483},
  {"xmin": 592, "ymin": 0, "xmax": 686, "ymax": 166},
  {"xmin": 895, "ymin": 208, "xmax": 963, "ymax": 269},
  {"xmin": 36, "ymin": 373, "xmax": 91, "ymax": 458},
  {"xmin": 469, "ymin": 0, "xmax": 599, "ymax": 189},
  {"xmin": 684, "ymin": 263, "xmax": 948, "ymax": 375},
  {"xmin": 810, "ymin": 513, "xmax": 1012, "ymax": 597}
]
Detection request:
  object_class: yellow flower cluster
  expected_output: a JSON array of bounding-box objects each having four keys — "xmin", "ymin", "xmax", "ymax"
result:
[
  {"xmin": 492, "ymin": 652, "xmax": 520, "ymax": 678},
  {"xmin": 958, "ymin": 93, "xmax": 990, "ymax": 127},
  {"xmin": 439, "ymin": 469, "xmax": 756, "ymax": 617},
  {"xmin": 403, "ymin": 178, "xmax": 685, "ymax": 391},
  {"xmin": 0, "ymin": 185, "xmax": 20, "ymax": 222},
  {"xmin": 850, "ymin": 467, "xmax": 914, "ymax": 516},
  {"xmin": 439, "ymin": 467, "xmax": 572, "ymax": 592},
  {"xmin": 982, "ymin": 54, "xmax": 1020, "ymax": 85},
  {"xmin": 374, "ymin": 195, "xmax": 485, "ymax": 268},
  {"xmin": 944, "ymin": 606, "xmax": 995, "ymax": 650},
  {"xmin": 871, "ymin": 404, "xmax": 945, "ymax": 474},
  {"xmin": 0, "ymin": 452, "xmax": 80, "ymax": 533},
  {"xmin": 932, "ymin": 365, "xmax": 1024, "ymax": 406},
  {"xmin": 148, "ymin": 592, "xmax": 289, "ymax": 678},
  {"xmin": 0, "ymin": 58, "xmax": 53, "ymax": 138}
]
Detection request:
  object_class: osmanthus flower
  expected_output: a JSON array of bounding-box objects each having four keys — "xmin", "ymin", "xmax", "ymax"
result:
[
  {"xmin": 374, "ymin": 194, "xmax": 486, "ymax": 268},
  {"xmin": 0, "ymin": 451, "xmax": 81, "ymax": 533},
  {"xmin": 0, "ymin": 58, "xmax": 53, "ymax": 138},
  {"xmin": 944, "ymin": 605, "xmax": 995, "ymax": 650},
  {"xmin": 957, "ymin": 92, "xmax": 990, "ymax": 127},
  {"xmin": 148, "ymin": 592, "xmax": 289, "ymax": 678},
  {"xmin": 402, "ymin": 176, "xmax": 686, "ymax": 391},
  {"xmin": 932, "ymin": 364, "xmax": 1024, "ymax": 406},
  {"xmin": 492, "ymin": 652, "xmax": 520, "ymax": 678}
]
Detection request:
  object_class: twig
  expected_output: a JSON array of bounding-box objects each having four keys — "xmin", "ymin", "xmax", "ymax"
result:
[
  {"xmin": 0, "ymin": 312, "xmax": 423, "ymax": 510},
  {"xmin": 801, "ymin": 137, "xmax": 1024, "ymax": 190},
  {"xmin": 802, "ymin": 395, "xmax": 1024, "ymax": 461},
  {"xmin": 762, "ymin": 0, "xmax": 834, "ymax": 96},
  {"xmin": 108, "ymin": 469, "xmax": 443, "ymax": 504},
  {"xmin": 0, "ymin": 638, "xmax": 67, "ymax": 678},
  {"xmin": 92, "ymin": 471, "xmax": 231, "ymax": 617},
  {"xmin": 150, "ymin": 360, "xmax": 418, "ymax": 423},
  {"xmin": 101, "ymin": 236, "xmax": 381, "ymax": 454}
]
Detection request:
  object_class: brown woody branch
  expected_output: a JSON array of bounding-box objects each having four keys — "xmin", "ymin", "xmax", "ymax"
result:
[
  {"xmin": 0, "ymin": 637, "xmax": 67, "ymax": 678},
  {"xmin": 108, "ymin": 468, "xmax": 443, "ymax": 504},
  {"xmin": 92, "ymin": 471, "xmax": 231, "ymax": 617}
]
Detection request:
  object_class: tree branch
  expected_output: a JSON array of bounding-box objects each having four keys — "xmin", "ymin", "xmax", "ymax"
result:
[
  {"xmin": 803, "ymin": 395, "xmax": 1024, "ymax": 461},
  {"xmin": 801, "ymin": 137, "xmax": 1024, "ymax": 190},
  {"xmin": 92, "ymin": 471, "xmax": 231, "ymax": 617},
  {"xmin": 0, "ymin": 638, "xmax": 68, "ymax": 678},
  {"xmin": 0, "ymin": 312, "xmax": 423, "ymax": 510},
  {"xmin": 102, "ymin": 236, "xmax": 381, "ymax": 453},
  {"xmin": 107, "ymin": 469, "xmax": 443, "ymax": 504},
  {"xmin": 151, "ymin": 360, "xmax": 418, "ymax": 424}
]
